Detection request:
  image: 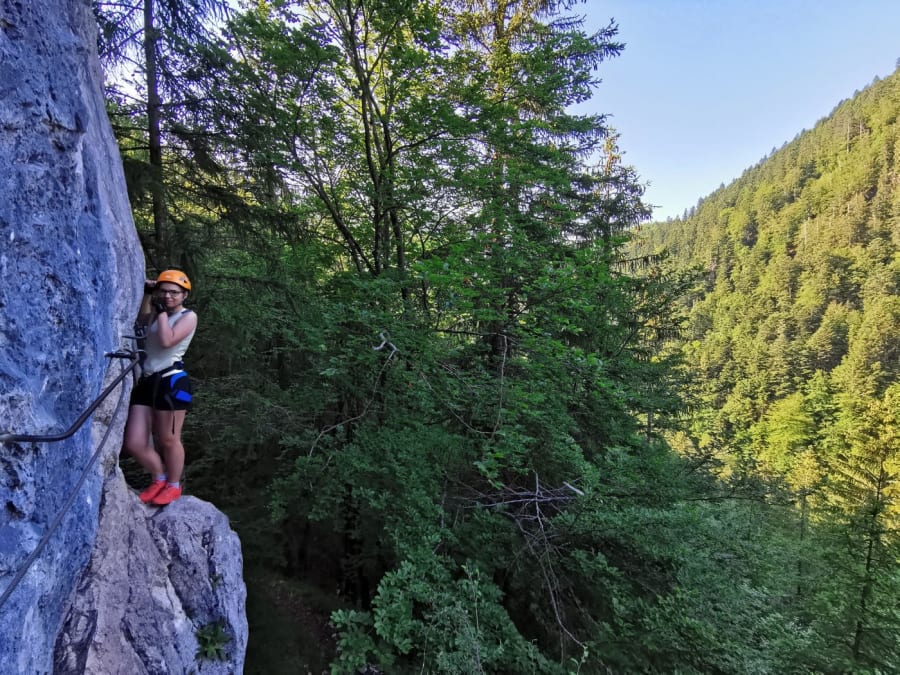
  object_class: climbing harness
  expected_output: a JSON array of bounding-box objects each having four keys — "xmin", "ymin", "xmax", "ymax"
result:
[
  {"xmin": 136, "ymin": 361, "xmax": 193, "ymax": 433},
  {"xmin": 0, "ymin": 348, "xmax": 139, "ymax": 611},
  {"xmin": 166, "ymin": 370, "xmax": 192, "ymax": 406}
]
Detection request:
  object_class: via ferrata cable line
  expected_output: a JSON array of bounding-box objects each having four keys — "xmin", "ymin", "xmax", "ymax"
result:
[{"xmin": 0, "ymin": 348, "xmax": 139, "ymax": 611}]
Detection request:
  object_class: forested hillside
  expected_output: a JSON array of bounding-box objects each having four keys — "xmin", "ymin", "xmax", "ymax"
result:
[
  {"xmin": 635, "ymin": 68, "xmax": 900, "ymax": 672},
  {"xmin": 93, "ymin": 0, "xmax": 899, "ymax": 672}
]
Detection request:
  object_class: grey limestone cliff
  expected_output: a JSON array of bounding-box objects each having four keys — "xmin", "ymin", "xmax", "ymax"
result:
[
  {"xmin": 54, "ymin": 479, "xmax": 248, "ymax": 674},
  {"xmin": 0, "ymin": 1, "xmax": 246, "ymax": 672}
]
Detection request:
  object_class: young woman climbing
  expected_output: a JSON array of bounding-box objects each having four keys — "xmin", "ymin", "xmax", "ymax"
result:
[{"xmin": 124, "ymin": 269, "xmax": 198, "ymax": 506}]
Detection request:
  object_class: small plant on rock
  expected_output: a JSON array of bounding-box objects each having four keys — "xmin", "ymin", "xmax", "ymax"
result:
[{"xmin": 196, "ymin": 620, "xmax": 230, "ymax": 661}]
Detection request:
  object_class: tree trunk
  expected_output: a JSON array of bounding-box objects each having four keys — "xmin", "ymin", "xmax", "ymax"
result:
[
  {"xmin": 852, "ymin": 465, "xmax": 886, "ymax": 662},
  {"xmin": 144, "ymin": 0, "xmax": 167, "ymax": 263}
]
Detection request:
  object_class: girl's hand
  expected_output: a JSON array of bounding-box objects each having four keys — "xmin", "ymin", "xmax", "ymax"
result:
[{"xmin": 144, "ymin": 279, "xmax": 157, "ymax": 295}]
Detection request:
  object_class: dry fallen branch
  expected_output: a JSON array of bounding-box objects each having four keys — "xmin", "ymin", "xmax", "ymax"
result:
[{"xmin": 464, "ymin": 473, "xmax": 586, "ymax": 652}]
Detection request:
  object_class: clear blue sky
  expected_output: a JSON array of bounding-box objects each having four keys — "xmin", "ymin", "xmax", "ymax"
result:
[{"xmin": 580, "ymin": 1, "xmax": 900, "ymax": 221}]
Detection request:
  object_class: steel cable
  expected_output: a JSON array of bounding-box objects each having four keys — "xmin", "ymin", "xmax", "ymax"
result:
[{"xmin": 0, "ymin": 352, "xmax": 137, "ymax": 611}]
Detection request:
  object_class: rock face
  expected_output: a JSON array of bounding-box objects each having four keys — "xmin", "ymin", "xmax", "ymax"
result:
[
  {"xmin": 54, "ymin": 478, "xmax": 248, "ymax": 674},
  {"xmin": 0, "ymin": 0, "xmax": 143, "ymax": 670},
  {"xmin": 0, "ymin": 1, "xmax": 247, "ymax": 672}
]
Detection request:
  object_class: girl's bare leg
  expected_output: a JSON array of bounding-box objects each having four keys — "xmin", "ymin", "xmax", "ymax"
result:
[
  {"xmin": 153, "ymin": 409, "xmax": 187, "ymax": 483},
  {"xmin": 124, "ymin": 405, "xmax": 165, "ymax": 476}
]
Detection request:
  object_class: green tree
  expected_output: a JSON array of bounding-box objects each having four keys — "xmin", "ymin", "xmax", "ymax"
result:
[
  {"xmin": 811, "ymin": 386, "xmax": 900, "ymax": 670},
  {"xmin": 94, "ymin": 0, "xmax": 230, "ymax": 265},
  {"xmin": 208, "ymin": 1, "xmax": 714, "ymax": 671},
  {"xmin": 634, "ymin": 67, "xmax": 900, "ymax": 673}
]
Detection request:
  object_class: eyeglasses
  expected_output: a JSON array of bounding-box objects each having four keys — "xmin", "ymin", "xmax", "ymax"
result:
[{"xmin": 156, "ymin": 289, "xmax": 185, "ymax": 297}]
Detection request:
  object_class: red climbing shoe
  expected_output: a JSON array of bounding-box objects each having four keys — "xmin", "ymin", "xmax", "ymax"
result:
[
  {"xmin": 152, "ymin": 484, "xmax": 182, "ymax": 506},
  {"xmin": 139, "ymin": 479, "xmax": 166, "ymax": 504}
]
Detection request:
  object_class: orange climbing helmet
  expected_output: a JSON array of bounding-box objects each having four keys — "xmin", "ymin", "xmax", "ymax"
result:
[{"xmin": 156, "ymin": 269, "xmax": 192, "ymax": 292}]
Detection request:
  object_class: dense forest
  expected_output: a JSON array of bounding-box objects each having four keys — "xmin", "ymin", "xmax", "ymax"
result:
[
  {"xmin": 93, "ymin": 0, "xmax": 900, "ymax": 672},
  {"xmin": 631, "ymin": 68, "xmax": 900, "ymax": 674}
]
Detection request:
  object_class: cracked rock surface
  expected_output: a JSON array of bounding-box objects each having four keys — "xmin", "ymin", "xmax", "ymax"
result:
[
  {"xmin": 0, "ymin": 1, "xmax": 247, "ymax": 672},
  {"xmin": 54, "ymin": 476, "xmax": 248, "ymax": 674}
]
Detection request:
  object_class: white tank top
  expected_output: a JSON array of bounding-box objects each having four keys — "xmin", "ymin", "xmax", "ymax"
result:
[{"xmin": 141, "ymin": 310, "xmax": 196, "ymax": 376}]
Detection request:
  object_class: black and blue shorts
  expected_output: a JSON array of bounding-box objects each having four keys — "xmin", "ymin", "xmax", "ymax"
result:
[{"xmin": 130, "ymin": 370, "xmax": 193, "ymax": 411}]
